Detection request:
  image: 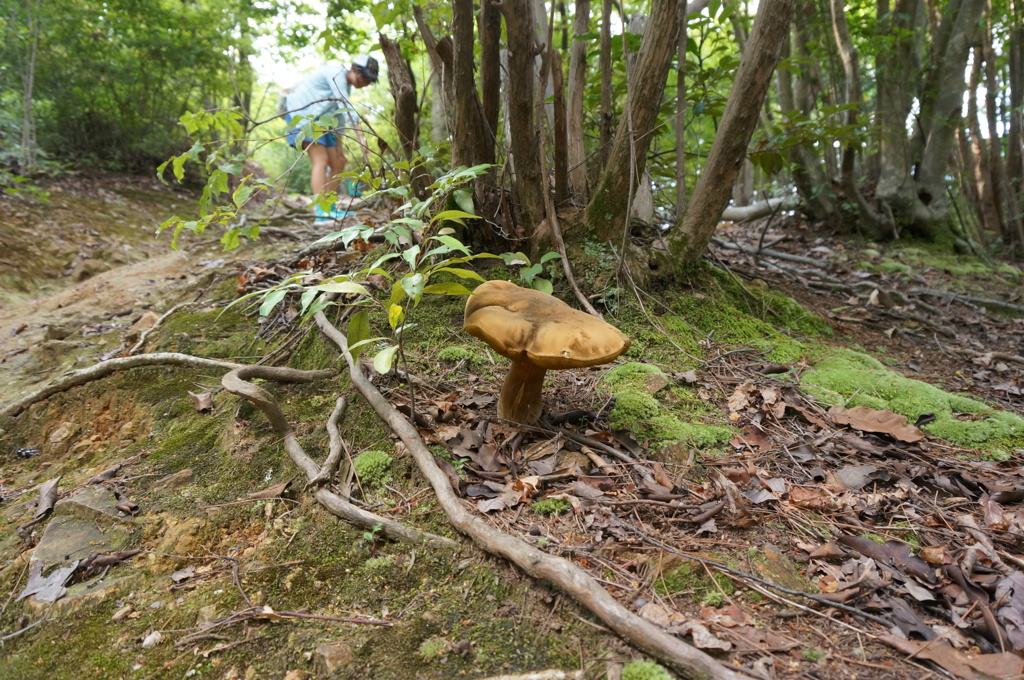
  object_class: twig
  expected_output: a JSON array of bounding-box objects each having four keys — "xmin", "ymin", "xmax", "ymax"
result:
[
  {"xmin": 307, "ymin": 397, "xmax": 350, "ymax": 488},
  {"xmin": 221, "ymin": 364, "xmax": 456, "ymax": 548},
  {"xmin": 1, "ymin": 616, "xmax": 52, "ymax": 641},
  {"xmin": 314, "ymin": 311, "xmax": 747, "ymax": 680}
]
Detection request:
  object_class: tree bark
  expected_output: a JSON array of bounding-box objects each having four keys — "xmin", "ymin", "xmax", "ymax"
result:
[
  {"xmin": 587, "ymin": 0, "xmax": 679, "ymax": 241},
  {"xmin": 666, "ymin": 0, "xmax": 794, "ymax": 266},
  {"xmin": 551, "ymin": 49, "xmax": 569, "ymax": 206},
  {"xmin": 480, "ymin": 0, "xmax": 502, "ymax": 163},
  {"xmin": 567, "ymin": 0, "xmax": 591, "ymax": 201},
  {"xmin": 452, "ymin": 0, "xmax": 477, "ymax": 168},
  {"xmin": 675, "ymin": 2, "xmax": 688, "ymax": 216},
  {"xmin": 505, "ymin": 0, "xmax": 547, "ymax": 234},
  {"xmin": 380, "ymin": 34, "xmax": 431, "ymax": 201},
  {"xmin": 599, "ymin": 0, "xmax": 613, "ymax": 170}
]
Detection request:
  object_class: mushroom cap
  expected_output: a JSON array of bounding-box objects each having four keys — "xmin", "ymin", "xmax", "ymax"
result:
[{"xmin": 464, "ymin": 280, "xmax": 630, "ymax": 369}]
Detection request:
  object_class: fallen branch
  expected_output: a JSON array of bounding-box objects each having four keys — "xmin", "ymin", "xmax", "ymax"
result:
[
  {"xmin": 720, "ymin": 195, "xmax": 800, "ymax": 223},
  {"xmin": 909, "ymin": 287, "xmax": 1024, "ymax": 316},
  {"xmin": 221, "ymin": 365, "xmax": 456, "ymax": 549},
  {"xmin": 314, "ymin": 312, "xmax": 745, "ymax": 680},
  {"xmin": 1, "ymin": 353, "xmax": 249, "ymax": 419}
]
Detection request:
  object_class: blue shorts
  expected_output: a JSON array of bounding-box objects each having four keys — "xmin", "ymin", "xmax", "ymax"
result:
[{"xmin": 285, "ymin": 114, "xmax": 338, "ymax": 148}]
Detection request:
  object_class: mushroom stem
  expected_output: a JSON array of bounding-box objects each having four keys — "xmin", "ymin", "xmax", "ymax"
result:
[{"xmin": 498, "ymin": 360, "xmax": 548, "ymax": 424}]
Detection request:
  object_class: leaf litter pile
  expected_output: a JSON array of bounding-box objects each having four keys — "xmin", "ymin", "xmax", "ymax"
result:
[{"xmin": 233, "ymin": 239, "xmax": 1024, "ymax": 680}]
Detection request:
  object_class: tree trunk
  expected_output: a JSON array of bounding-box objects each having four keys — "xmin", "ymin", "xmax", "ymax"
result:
[
  {"xmin": 598, "ymin": 0, "xmax": 613, "ymax": 171},
  {"xmin": 504, "ymin": 0, "xmax": 547, "ymax": 234},
  {"xmin": 675, "ymin": 2, "xmax": 688, "ymax": 216},
  {"xmin": 587, "ymin": 0, "xmax": 679, "ymax": 241},
  {"xmin": 551, "ymin": 49, "xmax": 569, "ymax": 207},
  {"xmin": 567, "ymin": 0, "xmax": 591, "ymax": 202},
  {"xmin": 666, "ymin": 0, "xmax": 794, "ymax": 266},
  {"xmin": 19, "ymin": 0, "xmax": 41, "ymax": 173},
  {"xmin": 380, "ymin": 34, "xmax": 431, "ymax": 201},
  {"xmin": 480, "ymin": 0, "xmax": 502, "ymax": 164},
  {"xmin": 452, "ymin": 0, "xmax": 479, "ymax": 167}
]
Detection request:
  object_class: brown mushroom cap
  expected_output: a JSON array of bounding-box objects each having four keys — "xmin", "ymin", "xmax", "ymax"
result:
[{"xmin": 464, "ymin": 280, "xmax": 630, "ymax": 368}]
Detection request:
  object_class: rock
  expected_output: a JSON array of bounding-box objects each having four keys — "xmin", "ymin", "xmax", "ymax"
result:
[
  {"xmin": 48, "ymin": 421, "xmax": 80, "ymax": 444},
  {"xmin": 112, "ymin": 604, "xmax": 134, "ymax": 621},
  {"xmin": 125, "ymin": 311, "xmax": 159, "ymax": 342},
  {"xmin": 283, "ymin": 671, "xmax": 310, "ymax": 680},
  {"xmin": 33, "ymin": 515, "xmax": 115, "ymax": 567},
  {"xmin": 315, "ymin": 641, "xmax": 353, "ymax": 674},
  {"xmin": 44, "ymin": 321, "xmax": 78, "ymax": 340},
  {"xmin": 141, "ymin": 630, "xmax": 162, "ymax": 648},
  {"xmin": 644, "ymin": 374, "xmax": 670, "ymax": 393},
  {"xmin": 157, "ymin": 468, "xmax": 194, "ymax": 490},
  {"xmin": 54, "ymin": 487, "xmax": 123, "ymax": 520},
  {"xmin": 197, "ymin": 605, "xmax": 219, "ymax": 624}
]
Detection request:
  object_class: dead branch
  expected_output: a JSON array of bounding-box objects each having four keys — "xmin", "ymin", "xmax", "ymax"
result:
[
  {"xmin": 221, "ymin": 365, "xmax": 457, "ymax": 549},
  {"xmin": 314, "ymin": 311, "xmax": 746, "ymax": 680},
  {"xmin": 720, "ymin": 195, "xmax": 801, "ymax": 223}
]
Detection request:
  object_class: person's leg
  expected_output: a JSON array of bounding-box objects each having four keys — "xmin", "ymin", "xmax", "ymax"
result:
[
  {"xmin": 324, "ymin": 143, "xmax": 346, "ymax": 198},
  {"xmin": 304, "ymin": 141, "xmax": 330, "ymax": 197}
]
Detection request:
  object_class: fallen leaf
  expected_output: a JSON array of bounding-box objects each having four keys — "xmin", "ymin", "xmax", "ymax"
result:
[
  {"xmin": 249, "ymin": 478, "xmax": 294, "ymax": 500},
  {"xmin": 188, "ymin": 391, "xmax": 214, "ymax": 413},
  {"xmin": 33, "ymin": 476, "xmax": 62, "ymax": 520},
  {"xmin": 879, "ymin": 634, "xmax": 1024, "ymax": 680},
  {"xmin": 171, "ymin": 566, "xmax": 196, "ymax": 583},
  {"xmin": 18, "ymin": 559, "xmax": 80, "ymax": 603},
  {"xmin": 477, "ymin": 497, "xmax": 506, "ymax": 513},
  {"xmin": 828, "ymin": 405, "xmax": 926, "ymax": 442}
]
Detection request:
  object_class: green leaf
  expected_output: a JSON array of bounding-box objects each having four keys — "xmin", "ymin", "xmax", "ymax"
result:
[
  {"xmin": 437, "ymin": 267, "xmax": 486, "ymax": 281},
  {"xmin": 539, "ymin": 251, "xmax": 562, "ymax": 264},
  {"xmin": 501, "ymin": 251, "xmax": 531, "ymax": 266},
  {"xmin": 430, "ymin": 209, "xmax": 478, "ymax": 226},
  {"xmin": 373, "ymin": 345, "xmax": 399, "ymax": 375},
  {"xmin": 400, "ymin": 272, "xmax": 425, "ymax": 301},
  {"xmin": 260, "ymin": 289, "xmax": 288, "ymax": 317},
  {"xmin": 423, "ymin": 283, "xmax": 473, "ymax": 295},
  {"xmin": 452, "ymin": 188, "xmax": 475, "ymax": 215},
  {"xmin": 430, "ymin": 235, "xmax": 471, "ymax": 254},
  {"xmin": 232, "ymin": 181, "xmax": 254, "ymax": 208},
  {"xmin": 402, "ymin": 244, "xmax": 420, "ymax": 270},
  {"xmin": 314, "ymin": 281, "xmax": 371, "ymax": 296},
  {"xmin": 520, "ymin": 263, "xmax": 542, "ymax": 284},
  {"xmin": 532, "ymin": 279, "xmax": 553, "ymax": 295},
  {"xmin": 347, "ymin": 309, "xmax": 371, "ymax": 360}
]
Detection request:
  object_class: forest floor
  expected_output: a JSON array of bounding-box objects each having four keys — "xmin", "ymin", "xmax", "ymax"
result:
[{"xmin": 0, "ymin": 173, "xmax": 1022, "ymax": 680}]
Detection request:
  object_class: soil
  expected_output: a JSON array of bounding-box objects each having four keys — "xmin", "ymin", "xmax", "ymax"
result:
[{"xmin": 1, "ymin": 174, "xmax": 1023, "ymax": 680}]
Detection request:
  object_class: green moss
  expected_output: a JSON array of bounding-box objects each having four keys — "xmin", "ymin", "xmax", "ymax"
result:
[
  {"xmin": 602, "ymin": 362, "xmax": 667, "ymax": 391},
  {"xmin": 608, "ymin": 390, "xmax": 661, "ymax": 429},
  {"xmin": 418, "ymin": 636, "xmax": 449, "ymax": 661},
  {"xmin": 654, "ymin": 562, "xmax": 734, "ymax": 603},
  {"xmin": 802, "ymin": 349, "xmax": 1024, "ymax": 450},
  {"xmin": 353, "ymin": 450, "xmax": 393, "ymax": 488},
  {"xmin": 622, "ymin": 660, "xmax": 673, "ymax": 680},
  {"xmin": 437, "ymin": 346, "xmax": 474, "ymax": 363},
  {"xmin": 533, "ymin": 498, "xmax": 572, "ymax": 516},
  {"xmin": 648, "ymin": 415, "xmax": 733, "ymax": 449}
]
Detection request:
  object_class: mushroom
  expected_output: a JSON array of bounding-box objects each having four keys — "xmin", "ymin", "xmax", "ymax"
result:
[{"xmin": 463, "ymin": 280, "xmax": 630, "ymax": 424}]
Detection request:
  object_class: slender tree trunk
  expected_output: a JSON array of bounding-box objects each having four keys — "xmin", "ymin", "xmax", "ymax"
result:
[
  {"xmin": 588, "ymin": 0, "xmax": 680, "ymax": 241},
  {"xmin": 380, "ymin": 34, "xmax": 431, "ymax": 201},
  {"xmin": 666, "ymin": 0, "xmax": 794, "ymax": 266},
  {"xmin": 874, "ymin": 0, "xmax": 921, "ymax": 198},
  {"xmin": 551, "ymin": 49, "xmax": 569, "ymax": 206},
  {"xmin": 1008, "ymin": 0, "xmax": 1024, "ymax": 206},
  {"xmin": 966, "ymin": 49, "xmax": 1000, "ymax": 233},
  {"xmin": 480, "ymin": 0, "xmax": 501, "ymax": 164},
  {"xmin": 452, "ymin": 0, "xmax": 477, "ymax": 168},
  {"xmin": 567, "ymin": 0, "xmax": 591, "ymax": 201},
  {"xmin": 19, "ymin": 0, "xmax": 41, "ymax": 173},
  {"xmin": 599, "ymin": 0, "xmax": 613, "ymax": 170},
  {"xmin": 675, "ymin": 2, "xmax": 688, "ymax": 216},
  {"xmin": 505, "ymin": 0, "xmax": 547, "ymax": 233}
]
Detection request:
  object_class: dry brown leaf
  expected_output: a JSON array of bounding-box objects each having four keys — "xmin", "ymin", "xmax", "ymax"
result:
[
  {"xmin": 879, "ymin": 634, "xmax": 1024, "ymax": 680},
  {"xmin": 652, "ymin": 462, "xmax": 674, "ymax": 490},
  {"xmin": 188, "ymin": 391, "xmax": 214, "ymax": 413},
  {"xmin": 249, "ymin": 478, "xmax": 293, "ymax": 500},
  {"xmin": 828, "ymin": 405, "xmax": 926, "ymax": 442},
  {"xmin": 33, "ymin": 476, "xmax": 61, "ymax": 520}
]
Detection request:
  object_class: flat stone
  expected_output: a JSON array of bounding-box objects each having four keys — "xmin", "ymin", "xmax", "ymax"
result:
[
  {"xmin": 33, "ymin": 515, "xmax": 115, "ymax": 567},
  {"xmin": 752, "ymin": 544, "xmax": 806, "ymax": 591},
  {"xmin": 54, "ymin": 487, "xmax": 123, "ymax": 520},
  {"xmin": 158, "ymin": 468, "xmax": 194, "ymax": 490},
  {"xmin": 644, "ymin": 374, "xmax": 670, "ymax": 393},
  {"xmin": 315, "ymin": 641, "xmax": 353, "ymax": 674},
  {"xmin": 49, "ymin": 421, "xmax": 80, "ymax": 444},
  {"xmin": 25, "ymin": 575, "xmax": 132, "ymax": 617}
]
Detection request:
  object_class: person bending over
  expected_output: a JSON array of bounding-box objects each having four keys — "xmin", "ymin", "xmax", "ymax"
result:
[{"xmin": 284, "ymin": 54, "xmax": 378, "ymax": 222}]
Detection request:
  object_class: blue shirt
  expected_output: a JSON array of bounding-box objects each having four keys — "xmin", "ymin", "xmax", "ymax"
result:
[{"xmin": 285, "ymin": 62, "xmax": 356, "ymax": 127}]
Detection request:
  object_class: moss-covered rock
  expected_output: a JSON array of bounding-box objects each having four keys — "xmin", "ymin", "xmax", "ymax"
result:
[
  {"xmin": 354, "ymin": 449, "xmax": 393, "ymax": 488},
  {"xmin": 802, "ymin": 349, "xmax": 1024, "ymax": 449}
]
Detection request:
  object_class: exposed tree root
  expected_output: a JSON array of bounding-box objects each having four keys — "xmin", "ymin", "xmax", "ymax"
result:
[
  {"xmin": 720, "ymin": 195, "xmax": 800, "ymax": 223},
  {"xmin": 1, "ymin": 353, "xmax": 251, "ymax": 419},
  {"xmin": 314, "ymin": 311, "xmax": 747, "ymax": 680},
  {"xmin": 221, "ymin": 365, "xmax": 457, "ymax": 549}
]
